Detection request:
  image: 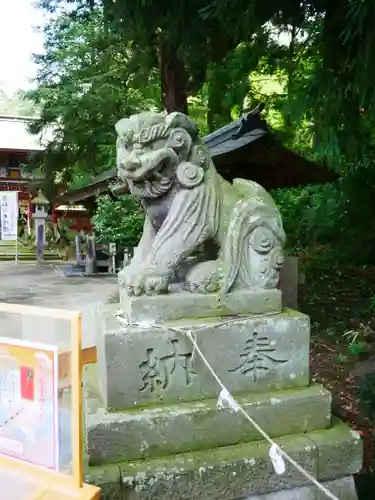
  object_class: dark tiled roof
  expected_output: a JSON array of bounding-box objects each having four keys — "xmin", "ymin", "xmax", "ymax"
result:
[
  {"xmin": 55, "ymin": 104, "xmax": 335, "ymax": 203},
  {"xmin": 205, "ymin": 128, "xmax": 267, "ymax": 157}
]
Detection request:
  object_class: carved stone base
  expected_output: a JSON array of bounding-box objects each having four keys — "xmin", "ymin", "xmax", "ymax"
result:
[
  {"xmin": 119, "ymin": 286, "xmax": 282, "ymax": 323},
  {"xmin": 89, "ymin": 305, "xmax": 362, "ymax": 499},
  {"xmin": 96, "ymin": 305, "xmax": 309, "ymax": 411}
]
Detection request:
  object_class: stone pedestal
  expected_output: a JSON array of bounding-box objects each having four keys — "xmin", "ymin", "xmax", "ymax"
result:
[
  {"xmin": 119, "ymin": 285, "xmax": 283, "ymax": 323},
  {"xmin": 97, "ymin": 307, "xmax": 309, "ymax": 411},
  {"xmin": 85, "ymin": 297, "xmax": 362, "ymax": 499}
]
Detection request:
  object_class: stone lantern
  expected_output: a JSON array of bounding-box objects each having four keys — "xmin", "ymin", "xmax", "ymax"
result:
[{"xmin": 31, "ymin": 190, "xmax": 49, "ymax": 260}]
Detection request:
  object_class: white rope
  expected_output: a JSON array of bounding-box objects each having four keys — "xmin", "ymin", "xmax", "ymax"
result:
[
  {"xmin": 181, "ymin": 329, "xmax": 341, "ymax": 500},
  {"xmin": 114, "ymin": 310, "xmax": 343, "ymax": 499}
]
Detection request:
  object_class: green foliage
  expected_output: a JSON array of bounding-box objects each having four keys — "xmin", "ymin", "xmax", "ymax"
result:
[
  {"xmin": 271, "ymin": 184, "xmax": 340, "ymax": 254},
  {"xmin": 206, "ymin": 39, "xmax": 269, "ymax": 130},
  {"xmin": 200, "ymin": 1, "xmax": 375, "ymax": 169},
  {"xmin": 100, "ymin": 0, "xmax": 241, "ymax": 105},
  {"xmin": 26, "ymin": 9, "xmax": 161, "ymax": 185},
  {"xmin": 273, "ymin": 160, "xmax": 375, "ymax": 265},
  {"xmin": 92, "ymin": 194, "xmax": 144, "ymax": 248},
  {"xmin": 26, "ymin": 0, "xmax": 375, "ymax": 274},
  {"xmin": 31, "ymin": 0, "xmax": 375, "ymax": 166}
]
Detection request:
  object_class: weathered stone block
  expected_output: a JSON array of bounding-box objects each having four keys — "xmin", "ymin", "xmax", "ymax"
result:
[
  {"xmin": 309, "ymin": 421, "xmax": 363, "ymax": 481},
  {"xmin": 244, "ymin": 476, "xmax": 358, "ymax": 500},
  {"xmin": 86, "ymin": 433, "xmax": 318, "ymax": 500},
  {"xmin": 85, "ymin": 423, "xmax": 362, "ymax": 500},
  {"xmin": 119, "ymin": 286, "xmax": 282, "ymax": 323},
  {"xmin": 85, "ymin": 379, "xmax": 331, "ymax": 464},
  {"xmin": 97, "ymin": 307, "xmax": 310, "ymax": 411}
]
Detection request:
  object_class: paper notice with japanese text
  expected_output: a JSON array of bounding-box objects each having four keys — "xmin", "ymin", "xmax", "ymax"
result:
[
  {"xmin": 0, "ymin": 337, "xmax": 59, "ymax": 471},
  {"xmin": 0, "ymin": 191, "xmax": 18, "ymax": 241}
]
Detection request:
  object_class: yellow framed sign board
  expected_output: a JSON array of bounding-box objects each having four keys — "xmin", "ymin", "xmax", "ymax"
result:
[{"xmin": 0, "ymin": 302, "xmax": 101, "ymax": 500}]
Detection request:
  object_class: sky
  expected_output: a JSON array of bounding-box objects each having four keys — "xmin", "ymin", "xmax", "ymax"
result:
[
  {"xmin": 0, "ymin": 2, "xmax": 294, "ymax": 97},
  {"xmin": 0, "ymin": 0, "xmax": 45, "ymax": 95}
]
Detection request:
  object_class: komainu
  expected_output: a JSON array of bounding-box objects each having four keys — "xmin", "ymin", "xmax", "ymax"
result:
[{"xmin": 115, "ymin": 111, "xmax": 285, "ymax": 296}]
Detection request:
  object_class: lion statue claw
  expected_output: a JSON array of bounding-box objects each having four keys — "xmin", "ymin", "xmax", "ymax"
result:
[
  {"xmin": 119, "ymin": 264, "xmax": 168, "ymax": 296},
  {"xmin": 115, "ymin": 111, "xmax": 285, "ymax": 296}
]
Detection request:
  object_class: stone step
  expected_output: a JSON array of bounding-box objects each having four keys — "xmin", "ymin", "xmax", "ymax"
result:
[
  {"xmin": 0, "ymin": 243, "xmax": 62, "ymax": 261},
  {"xmin": 85, "ymin": 421, "xmax": 362, "ymax": 500},
  {"xmin": 0, "ymin": 241, "xmax": 61, "ymax": 256},
  {"xmin": 244, "ymin": 476, "xmax": 357, "ymax": 500},
  {"xmin": 0, "ymin": 250, "xmax": 60, "ymax": 255},
  {"xmin": 97, "ymin": 306, "xmax": 310, "ymax": 411},
  {"xmin": 0, "ymin": 245, "xmax": 59, "ymax": 253},
  {"xmin": 85, "ymin": 363, "xmax": 331, "ymax": 464}
]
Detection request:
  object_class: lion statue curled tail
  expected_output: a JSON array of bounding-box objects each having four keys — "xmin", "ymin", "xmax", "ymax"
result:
[{"xmin": 114, "ymin": 111, "xmax": 285, "ymax": 296}]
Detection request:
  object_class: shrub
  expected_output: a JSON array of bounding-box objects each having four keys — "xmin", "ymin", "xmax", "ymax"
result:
[{"xmin": 92, "ymin": 194, "xmax": 144, "ymax": 248}]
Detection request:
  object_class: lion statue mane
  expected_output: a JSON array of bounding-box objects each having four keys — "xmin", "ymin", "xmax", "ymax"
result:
[{"xmin": 114, "ymin": 111, "xmax": 285, "ymax": 296}]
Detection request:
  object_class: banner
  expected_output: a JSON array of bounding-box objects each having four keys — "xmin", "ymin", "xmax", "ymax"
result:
[{"xmin": 0, "ymin": 191, "xmax": 18, "ymax": 241}]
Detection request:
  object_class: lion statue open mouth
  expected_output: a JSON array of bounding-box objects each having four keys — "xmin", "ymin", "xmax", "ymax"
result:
[{"xmin": 114, "ymin": 111, "xmax": 285, "ymax": 297}]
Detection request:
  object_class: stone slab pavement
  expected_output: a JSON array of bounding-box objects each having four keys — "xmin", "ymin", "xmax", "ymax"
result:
[{"xmin": 0, "ymin": 262, "xmax": 117, "ymax": 348}]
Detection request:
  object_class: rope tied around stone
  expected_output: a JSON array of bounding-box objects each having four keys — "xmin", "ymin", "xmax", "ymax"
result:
[
  {"xmin": 171, "ymin": 326, "xmax": 342, "ymax": 500},
  {"xmin": 114, "ymin": 310, "xmax": 345, "ymax": 500}
]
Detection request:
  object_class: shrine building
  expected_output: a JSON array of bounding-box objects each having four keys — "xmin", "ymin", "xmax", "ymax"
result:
[
  {"xmin": 0, "ymin": 115, "xmax": 49, "ymax": 217},
  {"xmin": 55, "ymin": 104, "xmax": 337, "ymax": 213}
]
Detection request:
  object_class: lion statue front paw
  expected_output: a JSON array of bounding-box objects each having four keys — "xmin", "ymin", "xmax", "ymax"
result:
[
  {"xmin": 143, "ymin": 273, "xmax": 169, "ymax": 295},
  {"xmin": 118, "ymin": 266, "xmax": 143, "ymax": 296},
  {"xmin": 119, "ymin": 265, "xmax": 170, "ymax": 296}
]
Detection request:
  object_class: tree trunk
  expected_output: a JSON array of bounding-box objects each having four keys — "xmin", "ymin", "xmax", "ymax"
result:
[
  {"xmin": 159, "ymin": 38, "xmax": 188, "ymax": 114},
  {"xmin": 322, "ymin": 0, "xmax": 361, "ymax": 153},
  {"xmin": 284, "ymin": 23, "xmax": 297, "ymax": 142},
  {"xmin": 322, "ymin": 0, "xmax": 349, "ymax": 72}
]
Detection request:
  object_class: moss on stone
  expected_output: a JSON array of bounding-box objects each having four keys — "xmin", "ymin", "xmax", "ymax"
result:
[
  {"xmin": 86, "ymin": 384, "xmax": 332, "ymax": 465},
  {"xmin": 85, "ymin": 421, "xmax": 362, "ymax": 500}
]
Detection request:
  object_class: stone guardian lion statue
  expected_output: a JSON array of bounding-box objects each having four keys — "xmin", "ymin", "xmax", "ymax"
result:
[{"xmin": 115, "ymin": 111, "xmax": 285, "ymax": 296}]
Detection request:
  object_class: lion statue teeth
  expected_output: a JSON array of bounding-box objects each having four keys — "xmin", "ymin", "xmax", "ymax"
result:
[{"xmin": 115, "ymin": 111, "xmax": 285, "ymax": 297}]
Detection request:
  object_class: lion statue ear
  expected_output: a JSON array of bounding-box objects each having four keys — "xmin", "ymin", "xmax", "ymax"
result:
[{"xmin": 165, "ymin": 112, "xmax": 199, "ymax": 139}]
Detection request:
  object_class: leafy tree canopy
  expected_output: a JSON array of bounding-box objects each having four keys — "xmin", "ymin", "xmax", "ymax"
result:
[
  {"xmin": 23, "ymin": 0, "xmax": 375, "ymax": 265},
  {"xmin": 30, "ymin": 0, "xmax": 375, "ymax": 171},
  {"xmin": 26, "ymin": 8, "xmax": 161, "ymax": 186}
]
